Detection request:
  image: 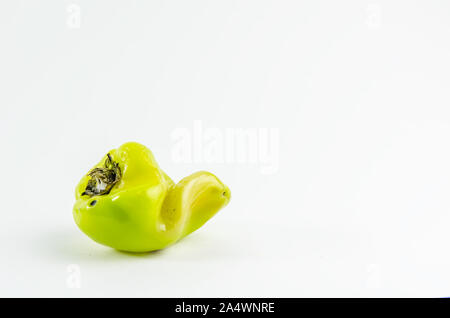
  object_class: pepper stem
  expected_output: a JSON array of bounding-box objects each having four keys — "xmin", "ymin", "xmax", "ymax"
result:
[{"xmin": 82, "ymin": 153, "xmax": 121, "ymax": 197}]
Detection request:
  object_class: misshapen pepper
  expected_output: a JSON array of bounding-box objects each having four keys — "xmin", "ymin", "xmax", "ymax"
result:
[{"xmin": 73, "ymin": 142, "xmax": 231, "ymax": 252}]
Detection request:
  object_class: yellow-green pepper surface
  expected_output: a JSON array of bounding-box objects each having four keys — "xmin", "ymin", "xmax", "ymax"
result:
[{"xmin": 73, "ymin": 142, "xmax": 231, "ymax": 252}]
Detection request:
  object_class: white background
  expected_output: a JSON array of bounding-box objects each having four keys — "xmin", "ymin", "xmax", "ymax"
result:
[{"xmin": 1, "ymin": 0, "xmax": 450, "ymax": 297}]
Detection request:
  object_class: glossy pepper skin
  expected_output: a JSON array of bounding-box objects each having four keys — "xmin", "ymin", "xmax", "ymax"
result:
[{"xmin": 73, "ymin": 142, "xmax": 231, "ymax": 252}]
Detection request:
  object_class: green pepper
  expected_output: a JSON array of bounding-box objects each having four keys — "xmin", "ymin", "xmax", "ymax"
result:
[{"xmin": 73, "ymin": 142, "xmax": 231, "ymax": 252}]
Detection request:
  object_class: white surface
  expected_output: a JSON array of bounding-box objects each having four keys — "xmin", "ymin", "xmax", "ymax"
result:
[{"xmin": 1, "ymin": 0, "xmax": 450, "ymax": 297}]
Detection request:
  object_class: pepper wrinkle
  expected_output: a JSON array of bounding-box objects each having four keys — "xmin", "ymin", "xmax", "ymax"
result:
[{"xmin": 81, "ymin": 153, "xmax": 121, "ymax": 197}]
